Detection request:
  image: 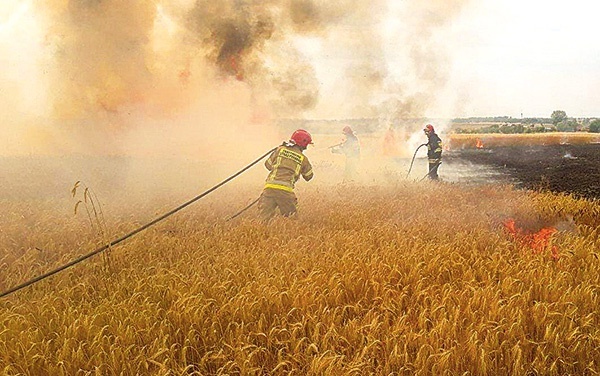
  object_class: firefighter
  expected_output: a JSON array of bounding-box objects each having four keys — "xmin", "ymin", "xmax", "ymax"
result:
[
  {"xmin": 423, "ymin": 124, "xmax": 443, "ymax": 180},
  {"xmin": 331, "ymin": 125, "xmax": 360, "ymax": 182},
  {"xmin": 258, "ymin": 129, "xmax": 314, "ymax": 222}
]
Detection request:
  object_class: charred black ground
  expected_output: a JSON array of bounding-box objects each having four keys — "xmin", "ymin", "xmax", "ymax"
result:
[{"xmin": 445, "ymin": 143, "xmax": 600, "ymax": 200}]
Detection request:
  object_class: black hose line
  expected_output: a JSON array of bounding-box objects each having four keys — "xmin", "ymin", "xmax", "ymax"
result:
[
  {"xmin": 406, "ymin": 143, "xmax": 428, "ymax": 179},
  {"xmin": 0, "ymin": 147, "xmax": 277, "ymax": 299},
  {"xmin": 225, "ymin": 197, "xmax": 260, "ymax": 222},
  {"xmin": 418, "ymin": 162, "xmax": 442, "ymax": 182}
]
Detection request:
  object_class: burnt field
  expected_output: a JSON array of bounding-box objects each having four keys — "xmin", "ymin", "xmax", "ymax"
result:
[{"xmin": 446, "ymin": 143, "xmax": 600, "ymax": 200}]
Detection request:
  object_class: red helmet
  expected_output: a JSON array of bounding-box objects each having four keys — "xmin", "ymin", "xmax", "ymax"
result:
[
  {"xmin": 342, "ymin": 125, "xmax": 353, "ymax": 135},
  {"xmin": 423, "ymin": 124, "xmax": 435, "ymax": 133},
  {"xmin": 290, "ymin": 129, "xmax": 313, "ymax": 148}
]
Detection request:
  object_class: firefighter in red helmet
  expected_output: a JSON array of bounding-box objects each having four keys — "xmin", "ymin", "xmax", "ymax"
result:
[
  {"xmin": 423, "ymin": 124, "xmax": 443, "ymax": 180},
  {"xmin": 331, "ymin": 125, "xmax": 361, "ymax": 182},
  {"xmin": 258, "ymin": 129, "xmax": 314, "ymax": 222}
]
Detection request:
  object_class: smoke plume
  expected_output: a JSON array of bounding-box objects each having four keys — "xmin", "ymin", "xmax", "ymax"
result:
[
  {"xmin": 0, "ymin": 0, "xmax": 471, "ymax": 156},
  {"xmin": 380, "ymin": 0, "xmax": 471, "ymax": 123}
]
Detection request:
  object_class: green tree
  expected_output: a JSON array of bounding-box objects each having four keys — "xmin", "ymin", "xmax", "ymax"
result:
[
  {"xmin": 556, "ymin": 119, "xmax": 578, "ymax": 132},
  {"xmin": 590, "ymin": 119, "xmax": 600, "ymax": 133},
  {"xmin": 551, "ymin": 110, "xmax": 567, "ymax": 125}
]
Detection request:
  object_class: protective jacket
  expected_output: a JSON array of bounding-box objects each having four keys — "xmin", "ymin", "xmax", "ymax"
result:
[
  {"xmin": 264, "ymin": 142, "xmax": 313, "ymax": 192},
  {"xmin": 333, "ymin": 134, "xmax": 360, "ymax": 159},
  {"xmin": 332, "ymin": 133, "xmax": 360, "ymax": 182},
  {"xmin": 427, "ymin": 133, "xmax": 443, "ymax": 163}
]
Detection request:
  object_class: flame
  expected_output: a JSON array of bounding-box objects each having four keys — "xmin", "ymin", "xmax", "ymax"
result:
[
  {"xmin": 503, "ymin": 218, "xmax": 559, "ymax": 260},
  {"xmin": 229, "ymin": 55, "xmax": 244, "ymax": 81},
  {"xmin": 178, "ymin": 63, "xmax": 191, "ymax": 84},
  {"xmin": 476, "ymin": 139, "xmax": 484, "ymax": 149}
]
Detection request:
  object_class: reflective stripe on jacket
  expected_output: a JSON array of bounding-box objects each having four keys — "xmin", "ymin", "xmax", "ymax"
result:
[{"xmin": 265, "ymin": 143, "xmax": 313, "ymax": 191}]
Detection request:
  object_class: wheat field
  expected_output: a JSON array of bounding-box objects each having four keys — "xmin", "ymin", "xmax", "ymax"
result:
[
  {"xmin": 1, "ymin": 172, "xmax": 600, "ymax": 375},
  {"xmin": 448, "ymin": 132, "xmax": 600, "ymax": 150}
]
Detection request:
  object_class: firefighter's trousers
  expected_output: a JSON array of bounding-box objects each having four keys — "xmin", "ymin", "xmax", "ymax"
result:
[
  {"xmin": 258, "ymin": 188, "xmax": 298, "ymax": 222},
  {"xmin": 428, "ymin": 160, "xmax": 441, "ymax": 180}
]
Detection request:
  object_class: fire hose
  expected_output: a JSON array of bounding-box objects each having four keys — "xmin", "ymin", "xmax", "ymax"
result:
[
  {"xmin": 0, "ymin": 147, "xmax": 277, "ymax": 299},
  {"xmin": 225, "ymin": 197, "xmax": 260, "ymax": 222},
  {"xmin": 418, "ymin": 162, "xmax": 442, "ymax": 182},
  {"xmin": 309, "ymin": 142, "xmax": 343, "ymax": 153},
  {"xmin": 406, "ymin": 143, "xmax": 428, "ymax": 179},
  {"xmin": 226, "ymin": 143, "xmax": 336, "ymax": 221}
]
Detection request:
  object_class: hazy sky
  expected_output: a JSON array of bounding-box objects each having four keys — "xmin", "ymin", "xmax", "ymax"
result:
[
  {"xmin": 302, "ymin": 0, "xmax": 600, "ymax": 119},
  {"xmin": 0, "ymin": 0, "xmax": 598, "ymax": 122},
  {"xmin": 447, "ymin": 0, "xmax": 600, "ymax": 118}
]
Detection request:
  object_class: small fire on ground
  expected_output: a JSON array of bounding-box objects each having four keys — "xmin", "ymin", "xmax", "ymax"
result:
[
  {"xmin": 476, "ymin": 139, "xmax": 484, "ymax": 149},
  {"xmin": 503, "ymin": 218, "xmax": 559, "ymax": 260}
]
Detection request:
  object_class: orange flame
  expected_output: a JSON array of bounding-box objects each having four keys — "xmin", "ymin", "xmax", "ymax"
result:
[
  {"xmin": 179, "ymin": 68, "xmax": 191, "ymax": 83},
  {"xmin": 228, "ymin": 55, "xmax": 244, "ymax": 81},
  {"xmin": 476, "ymin": 139, "xmax": 484, "ymax": 149},
  {"xmin": 503, "ymin": 218, "xmax": 559, "ymax": 260}
]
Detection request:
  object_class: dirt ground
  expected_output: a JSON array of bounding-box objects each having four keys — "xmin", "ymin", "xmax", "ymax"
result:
[{"xmin": 445, "ymin": 143, "xmax": 600, "ymax": 200}]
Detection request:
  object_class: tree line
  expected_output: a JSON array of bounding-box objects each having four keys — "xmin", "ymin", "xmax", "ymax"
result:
[{"xmin": 453, "ymin": 111, "xmax": 600, "ymax": 134}]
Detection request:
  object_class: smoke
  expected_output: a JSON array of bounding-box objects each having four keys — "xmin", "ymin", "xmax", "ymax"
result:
[
  {"xmin": 369, "ymin": 0, "xmax": 472, "ymax": 158},
  {"xmin": 405, "ymin": 1, "xmax": 469, "ymax": 88},
  {"xmin": 290, "ymin": 0, "xmax": 472, "ymax": 125},
  {"xmin": 31, "ymin": 0, "xmax": 348, "ymax": 156},
  {"xmin": 379, "ymin": 0, "xmax": 472, "ymax": 123},
  {"xmin": 0, "ymin": 0, "xmax": 472, "ymax": 158},
  {"xmin": 41, "ymin": 1, "xmax": 149, "ymax": 118}
]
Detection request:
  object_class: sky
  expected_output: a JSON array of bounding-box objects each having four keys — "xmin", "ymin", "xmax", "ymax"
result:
[
  {"xmin": 0, "ymin": 0, "xmax": 599, "ymax": 156},
  {"xmin": 446, "ymin": 0, "xmax": 600, "ymax": 118},
  {"xmin": 298, "ymin": 0, "xmax": 600, "ymax": 119}
]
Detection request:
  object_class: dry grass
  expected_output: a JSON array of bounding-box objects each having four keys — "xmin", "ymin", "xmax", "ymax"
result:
[
  {"xmin": 1, "ymin": 177, "xmax": 600, "ymax": 375},
  {"xmin": 449, "ymin": 133, "xmax": 600, "ymax": 150}
]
